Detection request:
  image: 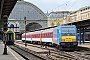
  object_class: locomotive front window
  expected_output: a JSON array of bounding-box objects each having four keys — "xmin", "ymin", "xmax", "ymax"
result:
[
  {"xmin": 68, "ymin": 28, "xmax": 76, "ymax": 33},
  {"xmin": 61, "ymin": 27, "xmax": 76, "ymax": 36},
  {"xmin": 61, "ymin": 27, "xmax": 75, "ymax": 33}
]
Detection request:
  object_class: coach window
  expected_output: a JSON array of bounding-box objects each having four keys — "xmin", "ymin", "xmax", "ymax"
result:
[
  {"xmin": 36, "ymin": 34, "xmax": 37, "ymax": 37},
  {"xmin": 32, "ymin": 35, "xmax": 33, "ymax": 37},
  {"xmin": 44, "ymin": 33, "xmax": 46, "ymax": 37},
  {"xmin": 42, "ymin": 34, "xmax": 43, "ymax": 37},
  {"xmin": 43, "ymin": 34, "xmax": 45, "ymax": 37},
  {"xmin": 47, "ymin": 33, "xmax": 48, "ymax": 37},
  {"xmin": 46, "ymin": 33, "xmax": 48, "ymax": 37},
  {"xmin": 37, "ymin": 34, "xmax": 38, "ymax": 37},
  {"xmin": 35, "ymin": 34, "xmax": 36, "ymax": 37},
  {"xmin": 33, "ymin": 35, "xmax": 34, "ymax": 37},
  {"xmin": 27, "ymin": 35, "xmax": 28, "ymax": 38},
  {"xmin": 47, "ymin": 33, "xmax": 48, "ymax": 36},
  {"xmin": 42, "ymin": 34, "xmax": 44, "ymax": 37},
  {"xmin": 34, "ymin": 35, "xmax": 35, "ymax": 38},
  {"xmin": 50, "ymin": 33, "xmax": 51, "ymax": 36},
  {"xmin": 28, "ymin": 35, "xmax": 29, "ymax": 38},
  {"xmin": 49, "ymin": 33, "xmax": 51, "ymax": 36},
  {"xmin": 35, "ymin": 34, "xmax": 37, "ymax": 37},
  {"xmin": 45, "ymin": 33, "xmax": 46, "ymax": 37},
  {"xmin": 38, "ymin": 34, "xmax": 39, "ymax": 37},
  {"xmin": 32, "ymin": 35, "xmax": 34, "ymax": 37},
  {"xmin": 39, "ymin": 34, "xmax": 40, "ymax": 37},
  {"xmin": 43, "ymin": 34, "xmax": 44, "ymax": 37},
  {"xmin": 26, "ymin": 35, "xmax": 27, "ymax": 38},
  {"xmin": 48, "ymin": 33, "xmax": 49, "ymax": 37},
  {"xmin": 48, "ymin": 33, "xmax": 50, "ymax": 36},
  {"xmin": 28, "ymin": 35, "xmax": 30, "ymax": 37},
  {"xmin": 46, "ymin": 33, "xmax": 47, "ymax": 36},
  {"xmin": 44, "ymin": 34, "xmax": 45, "ymax": 37},
  {"xmin": 23, "ymin": 35, "xmax": 24, "ymax": 38},
  {"xmin": 28, "ymin": 35, "xmax": 29, "ymax": 37},
  {"xmin": 48, "ymin": 33, "xmax": 49, "ymax": 36},
  {"xmin": 29, "ymin": 35, "xmax": 30, "ymax": 37},
  {"xmin": 51, "ymin": 33, "xmax": 52, "ymax": 36}
]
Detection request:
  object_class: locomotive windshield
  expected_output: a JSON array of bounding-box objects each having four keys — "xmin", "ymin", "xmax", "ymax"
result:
[{"xmin": 61, "ymin": 27, "xmax": 76, "ymax": 36}]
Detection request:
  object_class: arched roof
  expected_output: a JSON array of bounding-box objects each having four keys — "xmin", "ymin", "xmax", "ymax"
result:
[{"xmin": 8, "ymin": 1, "xmax": 47, "ymax": 20}]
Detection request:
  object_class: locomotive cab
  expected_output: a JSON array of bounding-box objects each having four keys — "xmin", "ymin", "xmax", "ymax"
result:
[
  {"xmin": 58, "ymin": 25, "xmax": 78, "ymax": 50},
  {"xmin": 6, "ymin": 30, "xmax": 15, "ymax": 45}
]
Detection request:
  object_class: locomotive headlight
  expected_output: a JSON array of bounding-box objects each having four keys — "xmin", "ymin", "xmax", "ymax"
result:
[
  {"xmin": 61, "ymin": 43, "xmax": 65, "ymax": 45},
  {"xmin": 72, "ymin": 39, "xmax": 75, "ymax": 41},
  {"xmin": 73, "ymin": 43, "xmax": 77, "ymax": 45},
  {"xmin": 62, "ymin": 39, "xmax": 65, "ymax": 42}
]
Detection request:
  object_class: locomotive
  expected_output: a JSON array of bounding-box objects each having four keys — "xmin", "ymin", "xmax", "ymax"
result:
[{"xmin": 22, "ymin": 25, "xmax": 78, "ymax": 50}]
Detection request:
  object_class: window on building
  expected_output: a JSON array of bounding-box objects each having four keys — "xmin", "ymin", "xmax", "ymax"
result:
[
  {"xmin": 10, "ymin": 24, "xmax": 14, "ymax": 28},
  {"xmin": 52, "ymin": 22, "xmax": 54, "ymax": 27},
  {"xmin": 57, "ymin": 22, "xmax": 60, "ymax": 26}
]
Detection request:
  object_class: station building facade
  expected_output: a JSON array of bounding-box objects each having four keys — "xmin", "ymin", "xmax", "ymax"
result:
[
  {"xmin": 48, "ymin": 11, "xmax": 70, "ymax": 27},
  {"xmin": 8, "ymin": 1, "xmax": 48, "ymax": 39}
]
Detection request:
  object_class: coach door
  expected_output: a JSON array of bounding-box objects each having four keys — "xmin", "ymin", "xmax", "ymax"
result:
[{"xmin": 7, "ymin": 33, "xmax": 14, "ymax": 41}]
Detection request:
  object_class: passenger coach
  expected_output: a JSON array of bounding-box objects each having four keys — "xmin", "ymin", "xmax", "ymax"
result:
[{"xmin": 22, "ymin": 25, "xmax": 78, "ymax": 50}]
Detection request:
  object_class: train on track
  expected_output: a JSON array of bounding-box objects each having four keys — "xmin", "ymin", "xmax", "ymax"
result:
[
  {"xmin": 3, "ymin": 30, "xmax": 16, "ymax": 45},
  {"xmin": 22, "ymin": 25, "xmax": 78, "ymax": 50}
]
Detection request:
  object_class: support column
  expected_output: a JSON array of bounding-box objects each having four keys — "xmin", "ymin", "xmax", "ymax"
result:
[
  {"xmin": 0, "ymin": 0, "xmax": 4, "ymax": 19},
  {"xmin": 0, "ymin": 20, "xmax": 3, "ymax": 31},
  {"xmin": 82, "ymin": 27, "xmax": 85, "ymax": 44},
  {"xmin": 79, "ymin": 27, "xmax": 82, "ymax": 44}
]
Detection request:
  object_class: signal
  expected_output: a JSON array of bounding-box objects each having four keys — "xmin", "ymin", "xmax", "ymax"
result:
[{"xmin": 3, "ymin": 16, "xmax": 8, "ymax": 31}]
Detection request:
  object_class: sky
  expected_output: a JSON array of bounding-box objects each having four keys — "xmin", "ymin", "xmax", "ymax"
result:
[{"xmin": 24, "ymin": 0, "xmax": 90, "ymax": 13}]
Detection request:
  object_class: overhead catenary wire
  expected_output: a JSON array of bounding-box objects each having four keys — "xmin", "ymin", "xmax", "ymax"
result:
[
  {"xmin": 50, "ymin": 0, "xmax": 71, "ymax": 12},
  {"xmin": 50, "ymin": 0, "xmax": 78, "ymax": 12},
  {"xmin": 67, "ymin": 0, "xmax": 77, "ymax": 11}
]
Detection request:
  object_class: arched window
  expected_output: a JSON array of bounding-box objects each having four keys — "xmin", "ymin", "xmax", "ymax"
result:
[
  {"xmin": 52, "ymin": 22, "xmax": 54, "ymax": 27},
  {"xmin": 10, "ymin": 24, "xmax": 14, "ymax": 28},
  {"xmin": 57, "ymin": 22, "xmax": 60, "ymax": 26}
]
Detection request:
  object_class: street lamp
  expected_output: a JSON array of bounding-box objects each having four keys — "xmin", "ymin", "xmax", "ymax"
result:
[{"xmin": 24, "ymin": 17, "xmax": 27, "ymax": 46}]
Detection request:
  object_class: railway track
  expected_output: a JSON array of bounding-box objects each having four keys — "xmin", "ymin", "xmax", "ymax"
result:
[
  {"xmin": 8, "ymin": 45, "xmax": 47, "ymax": 60},
  {"xmin": 15, "ymin": 40, "xmax": 90, "ymax": 60}
]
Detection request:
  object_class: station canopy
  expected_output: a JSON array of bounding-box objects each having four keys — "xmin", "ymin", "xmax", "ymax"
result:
[{"xmin": 0, "ymin": 0, "xmax": 17, "ymax": 19}]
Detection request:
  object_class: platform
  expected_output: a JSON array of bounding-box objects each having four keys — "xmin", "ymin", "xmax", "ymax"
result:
[
  {"xmin": 15, "ymin": 43, "xmax": 49, "ymax": 53},
  {"xmin": 78, "ymin": 43, "xmax": 90, "ymax": 48},
  {"xmin": 0, "ymin": 42, "xmax": 25, "ymax": 60}
]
